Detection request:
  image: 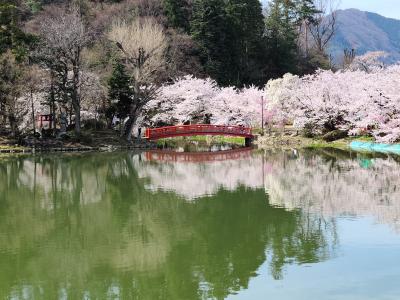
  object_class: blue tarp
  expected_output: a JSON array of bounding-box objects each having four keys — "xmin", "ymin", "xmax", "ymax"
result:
[{"xmin": 350, "ymin": 141, "xmax": 400, "ymax": 155}]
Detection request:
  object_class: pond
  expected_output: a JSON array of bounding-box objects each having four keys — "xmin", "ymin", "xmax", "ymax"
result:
[{"xmin": 1, "ymin": 148, "xmax": 400, "ymax": 299}]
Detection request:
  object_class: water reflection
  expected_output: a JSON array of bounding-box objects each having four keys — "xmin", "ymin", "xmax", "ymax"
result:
[
  {"xmin": 0, "ymin": 148, "xmax": 399, "ymax": 299},
  {"xmin": 138, "ymin": 148, "xmax": 262, "ymax": 199},
  {"xmin": 142, "ymin": 148, "xmax": 400, "ymax": 231},
  {"xmin": 263, "ymin": 149, "xmax": 400, "ymax": 232}
]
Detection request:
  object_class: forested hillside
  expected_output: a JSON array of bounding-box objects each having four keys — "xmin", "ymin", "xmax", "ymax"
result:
[
  {"xmin": 0, "ymin": 0, "xmax": 337, "ymax": 141},
  {"xmin": 330, "ymin": 9, "xmax": 400, "ymax": 63}
]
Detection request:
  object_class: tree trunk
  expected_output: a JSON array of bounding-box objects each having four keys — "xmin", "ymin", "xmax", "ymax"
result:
[
  {"xmin": 30, "ymin": 89, "xmax": 36, "ymax": 135},
  {"xmin": 0, "ymin": 102, "xmax": 6, "ymax": 126},
  {"xmin": 72, "ymin": 50, "xmax": 81, "ymax": 137},
  {"xmin": 49, "ymin": 73, "xmax": 57, "ymax": 132},
  {"xmin": 122, "ymin": 104, "xmax": 140, "ymax": 142},
  {"xmin": 123, "ymin": 117, "xmax": 135, "ymax": 142},
  {"xmin": 119, "ymin": 119, "xmax": 123, "ymax": 136},
  {"xmin": 52, "ymin": 97, "xmax": 56, "ymax": 131},
  {"xmin": 9, "ymin": 113, "xmax": 17, "ymax": 138},
  {"xmin": 73, "ymin": 101, "xmax": 81, "ymax": 137},
  {"xmin": 305, "ymin": 21, "xmax": 308, "ymax": 56}
]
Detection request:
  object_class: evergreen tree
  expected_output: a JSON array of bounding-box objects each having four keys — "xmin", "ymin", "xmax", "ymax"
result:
[
  {"xmin": 295, "ymin": 0, "xmax": 319, "ymax": 25},
  {"xmin": 163, "ymin": 0, "xmax": 192, "ymax": 32},
  {"xmin": 191, "ymin": 0, "xmax": 266, "ymax": 87},
  {"xmin": 0, "ymin": 1, "xmax": 35, "ymax": 61},
  {"xmin": 294, "ymin": 0, "xmax": 330, "ymax": 73},
  {"xmin": 191, "ymin": 0, "xmax": 234, "ymax": 86},
  {"xmin": 108, "ymin": 62, "xmax": 132, "ymax": 122},
  {"xmin": 225, "ymin": 0, "xmax": 266, "ymax": 86},
  {"xmin": 0, "ymin": 51, "xmax": 23, "ymax": 136},
  {"xmin": 264, "ymin": 0, "xmax": 299, "ymax": 78}
]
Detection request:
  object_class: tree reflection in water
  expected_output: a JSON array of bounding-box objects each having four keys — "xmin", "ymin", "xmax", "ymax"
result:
[{"xmin": 1, "ymin": 148, "xmax": 398, "ymax": 299}]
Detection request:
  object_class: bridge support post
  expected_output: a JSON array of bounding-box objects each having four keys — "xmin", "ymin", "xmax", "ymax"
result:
[{"xmin": 245, "ymin": 137, "xmax": 253, "ymax": 147}]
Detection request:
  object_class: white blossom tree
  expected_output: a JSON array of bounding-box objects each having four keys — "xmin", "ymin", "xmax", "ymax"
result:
[
  {"xmin": 266, "ymin": 52, "xmax": 400, "ymax": 143},
  {"xmin": 142, "ymin": 75, "xmax": 267, "ymax": 128}
]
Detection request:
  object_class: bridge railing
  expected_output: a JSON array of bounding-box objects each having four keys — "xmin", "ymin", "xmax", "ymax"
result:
[{"xmin": 145, "ymin": 124, "xmax": 253, "ymax": 140}]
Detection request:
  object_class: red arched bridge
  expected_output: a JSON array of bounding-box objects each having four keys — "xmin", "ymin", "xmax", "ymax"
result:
[{"xmin": 145, "ymin": 124, "xmax": 255, "ymax": 145}]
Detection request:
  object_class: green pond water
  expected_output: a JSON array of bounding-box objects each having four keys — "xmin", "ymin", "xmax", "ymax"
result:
[{"xmin": 1, "ymin": 148, "xmax": 400, "ymax": 299}]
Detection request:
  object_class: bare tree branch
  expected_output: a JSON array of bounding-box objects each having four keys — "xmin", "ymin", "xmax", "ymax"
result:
[
  {"xmin": 38, "ymin": 6, "xmax": 92, "ymax": 136},
  {"xmin": 108, "ymin": 17, "xmax": 167, "ymax": 141},
  {"xmin": 308, "ymin": 0, "xmax": 339, "ymax": 53}
]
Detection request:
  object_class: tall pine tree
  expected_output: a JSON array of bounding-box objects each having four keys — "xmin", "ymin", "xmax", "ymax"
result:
[
  {"xmin": 191, "ymin": 0, "xmax": 234, "ymax": 86},
  {"xmin": 191, "ymin": 0, "xmax": 265, "ymax": 87},
  {"xmin": 225, "ymin": 0, "xmax": 266, "ymax": 86},
  {"xmin": 163, "ymin": 0, "xmax": 192, "ymax": 32},
  {"xmin": 108, "ymin": 62, "xmax": 132, "ymax": 125},
  {"xmin": 295, "ymin": 0, "xmax": 319, "ymax": 25},
  {"xmin": 264, "ymin": 0, "xmax": 299, "ymax": 77}
]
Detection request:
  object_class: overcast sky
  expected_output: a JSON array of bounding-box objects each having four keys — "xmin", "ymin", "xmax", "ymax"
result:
[{"xmin": 262, "ymin": 0, "xmax": 400, "ymax": 20}]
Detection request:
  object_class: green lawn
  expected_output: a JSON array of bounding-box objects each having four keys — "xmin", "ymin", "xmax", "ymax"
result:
[{"xmin": 156, "ymin": 135, "xmax": 245, "ymax": 147}]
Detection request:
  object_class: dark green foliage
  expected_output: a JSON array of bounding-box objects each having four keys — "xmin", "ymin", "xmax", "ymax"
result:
[
  {"xmin": 0, "ymin": 51, "xmax": 23, "ymax": 109},
  {"xmin": 0, "ymin": 51, "xmax": 24, "ymax": 136},
  {"xmin": 0, "ymin": 2, "xmax": 35, "ymax": 61},
  {"xmin": 191, "ymin": 0, "xmax": 232, "ymax": 85},
  {"xmin": 295, "ymin": 0, "xmax": 320, "ymax": 25},
  {"xmin": 163, "ymin": 0, "xmax": 192, "ymax": 32},
  {"xmin": 24, "ymin": 0, "xmax": 42, "ymax": 13},
  {"xmin": 264, "ymin": 0, "xmax": 299, "ymax": 77},
  {"xmin": 108, "ymin": 62, "xmax": 132, "ymax": 120},
  {"xmin": 191, "ymin": 0, "xmax": 266, "ymax": 87},
  {"xmin": 225, "ymin": 0, "xmax": 266, "ymax": 86},
  {"xmin": 82, "ymin": 119, "xmax": 107, "ymax": 130},
  {"xmin": 297, "ymin": 48, "xmax": 331, "ymax": 74},
  {"xmin": 190, "ymin": 0, "xmax": 329, "ymax": 85},
  {"xmin": 293, "ymin": 0, "xmax": 329, "ymax": 73}
]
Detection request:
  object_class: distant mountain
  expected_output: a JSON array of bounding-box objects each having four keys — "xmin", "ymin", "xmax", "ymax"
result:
[{"xmin": 329, "ymin": 9, "xmax": 400, "ymax": 64}]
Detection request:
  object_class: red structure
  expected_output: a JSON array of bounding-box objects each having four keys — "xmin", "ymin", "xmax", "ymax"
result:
[
  {"xmin": 37, "ymin": 114, "xmax": 53, "ymax": 129},
  {"xmin": 145, "ymin": 124, "xmax": 254, "ymax": 140}
]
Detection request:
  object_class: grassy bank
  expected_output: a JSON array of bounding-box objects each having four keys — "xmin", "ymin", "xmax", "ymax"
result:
[
  {"xmin": 156, "ymin": 135, "xmax": 246, "ymax": 148},
  {"xmin": 255, "ymin": 133, "xmax": 376, "ymax": 151}
]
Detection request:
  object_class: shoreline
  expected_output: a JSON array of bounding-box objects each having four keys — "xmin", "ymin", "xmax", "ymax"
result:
[
  {"xmin": 0, "ymin": 144, "xmax": 156, "ymax": 154},
  {"xmin": 254, "ymin": 134, "xmax": 350, "ymax": 151},
  {"xmin": 0, "ymin": 130, "xmax": 157, "ymax": 154},
  {"xmin": 1, "ymin": 133, "xmax": 398, "ymax": 156}
]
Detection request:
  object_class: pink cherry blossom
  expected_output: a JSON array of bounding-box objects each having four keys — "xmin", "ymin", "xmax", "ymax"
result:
[
  {"xmin": 266, "ymin": 53, "xmax": 400, "ymax": 143},
  {"xmin": 142, "ymin": 75, "xmax": 267, "ymax": 127}
]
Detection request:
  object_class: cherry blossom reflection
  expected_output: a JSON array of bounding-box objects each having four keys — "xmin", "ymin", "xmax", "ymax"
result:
[{"xmin": 139, "ymin": 149, "xmax": 400, "ymax": 231}]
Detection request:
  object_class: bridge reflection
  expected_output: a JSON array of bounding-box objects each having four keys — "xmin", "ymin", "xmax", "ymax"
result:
[{"xmin": 144, "ymin": 147, "xmax": 253, "ymax": 163}]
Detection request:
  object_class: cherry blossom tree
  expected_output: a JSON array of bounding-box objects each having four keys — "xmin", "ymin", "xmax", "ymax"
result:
[
  {"xmin": 142, "ymin": 75, "xmax": 267, "ymax": 128},
  {"xmin": 266, "ymin": 52, "xmax": 400, "ymax": 143},
  {"xmin": 347, "ymin": 51, "xmax": 387, "ymax": 73}
]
